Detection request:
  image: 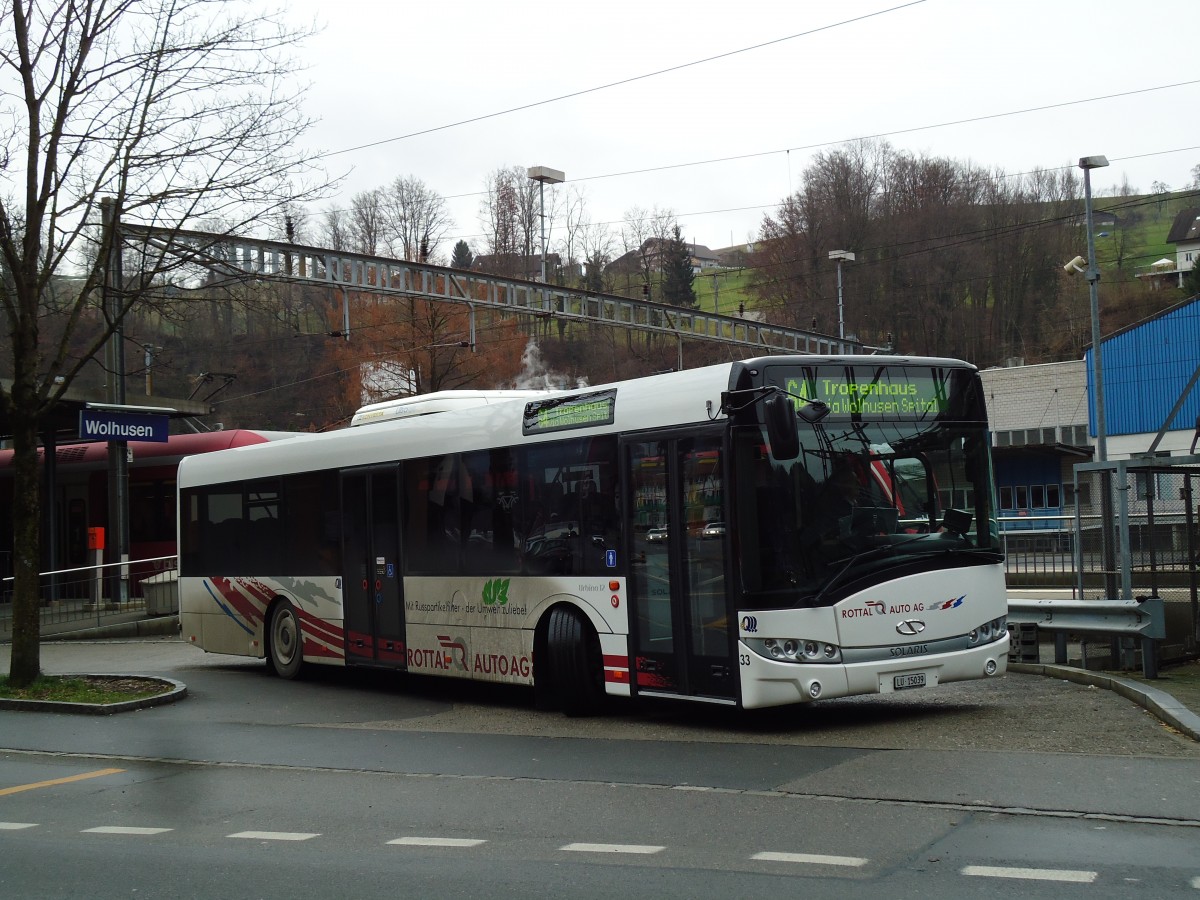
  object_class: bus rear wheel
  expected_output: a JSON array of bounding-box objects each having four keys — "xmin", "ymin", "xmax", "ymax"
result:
[
  {"xmin": 545, "ymin": 606, "xmax": 604, "ymax": 717},
  {"xmin": 266, "ymin": 600, "xmax": 304, "ymax": 680}
]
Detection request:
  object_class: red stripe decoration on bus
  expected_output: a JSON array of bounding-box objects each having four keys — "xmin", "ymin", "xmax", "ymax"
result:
[
  {"xmin": 603, "ymin": 653, "xmax": 629, "ymax": 684},
  {"xmin": 236, "ymin": 578, "xmax": 277, "ymax": 606},
  {"xmin": 295, "ymin": 607, "xmax": 344, "ymax": 660},
  {"xmin": 209, "ymin": 577, "xmax": 266, "ymax": 627},
  {"xmin": 341, "ymin": 629, "xmax": 407, "ymax": 665},
  {"xmin": 294, "ymin": 605, "xmax": 343, "ymax": 646}
]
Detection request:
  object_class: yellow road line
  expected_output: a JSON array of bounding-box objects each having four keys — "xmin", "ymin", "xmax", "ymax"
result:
[{"xmin": 0, "ymin": 768, "xmax": 125, "ymax": 797}]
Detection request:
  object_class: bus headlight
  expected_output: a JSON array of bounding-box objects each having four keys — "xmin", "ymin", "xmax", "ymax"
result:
[
  {"xmin": 967, "ymin": 616, "xmax": 1007, "ymax": 647},
  {"xmin": 746, "ymin": 637, "xmax": 842, "ymax": 664}
]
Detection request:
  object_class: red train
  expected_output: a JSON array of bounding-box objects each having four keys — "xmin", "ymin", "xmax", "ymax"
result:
[{"xmin": 0, "ymin": 430, "xmax": 296, "ymax": 594}]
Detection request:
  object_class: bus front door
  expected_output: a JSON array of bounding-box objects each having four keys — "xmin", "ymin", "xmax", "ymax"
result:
[
  {"xmin": 341, "ymin": 467, "xmax": 407, "ymax": 668},
  {"xmin": 626, "ymin": 434, "xmax": 736, "ymax": 703}
]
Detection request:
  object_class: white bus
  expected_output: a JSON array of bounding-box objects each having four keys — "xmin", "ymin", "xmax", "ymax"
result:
[{"xmin": 178, "ymin": 356, "xmax": 1008, "ymax": 714}]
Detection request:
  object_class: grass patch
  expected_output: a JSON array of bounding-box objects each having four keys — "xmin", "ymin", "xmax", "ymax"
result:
[{"xmin": 0, "ymin": 674, "xmax": 168, "ymax": 704}]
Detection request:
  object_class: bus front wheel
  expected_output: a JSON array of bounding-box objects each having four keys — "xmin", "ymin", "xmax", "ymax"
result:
[
  {"xmin": 266, "ymin": 600, "xmax": 304, "ymax": 680},
  {"xmin": 545, "ymin": 606, "xmax": 604, "ymax": 717}
]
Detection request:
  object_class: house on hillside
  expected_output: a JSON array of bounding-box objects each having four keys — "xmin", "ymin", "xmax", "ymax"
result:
[
  {"xmin": 1136, "ymin": 207, "xmax": 1200, "ymax": 290},
  {"xmin": 608, "ymin": 239, "xmax": 723, "ymax": 277}
]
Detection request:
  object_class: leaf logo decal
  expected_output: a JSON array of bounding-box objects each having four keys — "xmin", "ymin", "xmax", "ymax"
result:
[{"xmin": 482, "ymin": 578, "xmax": 510, "ymax": 607}]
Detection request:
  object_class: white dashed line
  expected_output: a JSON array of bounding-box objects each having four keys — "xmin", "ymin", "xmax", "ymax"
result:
[
  {"xmin": 962, "ymin": 865, "xmax": 1097, "ymax": 883},
  {"xmin": 83, "ymin": 826, "xmax": 173, "ymax": 835},
  {"xmin": 227, "ymin": 831, "xmax": 319, "ymax": 841},
  {"xmin": 752, "ymin": 851, "xmax": 868, "ymax": 867},
  {"xmin": 0, "ymin": 822, "xmax": 38, "ymax": 830},
  {"xmin": 387, "ymin": 837, "xmax": 487, "ymax": 848},
  {"xmin": 560, "ymin": 842, "xmax": 665, "ymax": 855}
]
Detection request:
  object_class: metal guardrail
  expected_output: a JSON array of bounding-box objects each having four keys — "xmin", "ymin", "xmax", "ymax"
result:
[
  {"xmin": 1007, "ymin": 596, "xmax": 1165, "ymax": 677},
  {"xmin": 1007, "ymin": 597, "xmax": 1166, "ymax": 639},
  {"xmin": 0, "ymin": 555, "xmax": 178, "ymax": 638}
]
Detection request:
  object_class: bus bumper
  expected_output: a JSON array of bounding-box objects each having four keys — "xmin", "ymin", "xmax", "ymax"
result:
[{"xmin": 737, "ymin": 635, "xmax": 1009, "ymax": 709}]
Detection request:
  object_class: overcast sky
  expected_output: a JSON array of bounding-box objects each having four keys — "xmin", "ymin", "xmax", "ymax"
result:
[{"xmin": 289, "ymin": 0, "xmax": 1200, "ymax": 256}]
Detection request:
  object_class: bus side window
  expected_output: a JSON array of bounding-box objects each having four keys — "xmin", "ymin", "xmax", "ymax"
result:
[
  {"xmin": 403, "ymin": 454, "xmax": 461, "ymax": 574},
  {"xmin": 460, "ymin": 449, "xmax": 520, "ymax": 576}
]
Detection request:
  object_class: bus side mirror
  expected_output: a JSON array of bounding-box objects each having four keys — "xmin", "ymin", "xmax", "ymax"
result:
[
  {"xmin": 941, "ymin": 508, "xmax": 972, "ymax": 536},
  {"xmin": 764, "ymin": 393, "xmax": 800, "ymax": 460},
  {"xmin": 798, "ymin": 400, "xmax": 829, "ymax": 424}
]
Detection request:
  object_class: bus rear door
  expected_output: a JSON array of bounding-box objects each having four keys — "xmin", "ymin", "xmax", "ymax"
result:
[{"xmin": 341, "ymin": 467, "xmax": 407, "ymax": 667}]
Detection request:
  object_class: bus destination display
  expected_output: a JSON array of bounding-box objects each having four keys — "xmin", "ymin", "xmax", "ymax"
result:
[
  {"xmin": 523, "ymin": 389, "xmax": 617, "ymax": 435},
  {"xmin": 770, "ymin": 366, "xmax": 950, "ymax": 419}
]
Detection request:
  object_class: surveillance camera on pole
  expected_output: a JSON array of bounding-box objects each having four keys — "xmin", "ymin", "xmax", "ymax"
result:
[{"xmin": 1063, "ymin": 256, "xmax": 1086, "ymax": 274}]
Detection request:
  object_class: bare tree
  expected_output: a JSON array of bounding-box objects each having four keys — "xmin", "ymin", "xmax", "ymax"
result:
[
  {"xmin": 0, "ymin": 0, "xmax": 324, "ymax": 686},
  {"xmin": 320, "ymin": 204, "xmax": 352, "ymax": 251},
  {"xmin": 479, "ymin": 167, "xmax": 522, "ymax": 275},
  {"xmin": 382, "ymin": 175, "xmax": 453, "ymax": 263},
  {"xmin": 349, "ymin": 189, "xmax": 386, "ymax": 256},
  {"xmin": 620, "ymin": 204, "xmax": 675, "ymax": 299},
  {"xmin": 478, "ymin": 166, "xmax": 542, "ymax": 278},
  {"xmin": 580, "ymin": 220, "xmax": 616, "ymax": 293}
]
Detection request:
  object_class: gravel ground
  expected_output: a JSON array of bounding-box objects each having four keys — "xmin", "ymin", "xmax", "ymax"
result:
[{"xmin": 3, "ymin": 638, "xmax": 1199, "ymax": 758}]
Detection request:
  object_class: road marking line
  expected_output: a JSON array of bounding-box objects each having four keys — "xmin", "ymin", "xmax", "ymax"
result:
[
  {"xmin": 83, "ymin": 826, "xmax": 173, "ymax": 835},
  {"xmin": 753, "ymin": 851, "xmax": 868, "ymax": 867},
  {"xmin": 961, "ymin": 865, "xmax": 1097, "ymax": 883},
  {"xmin": 1191, "ymin": 875, "xmax": 1200, "ymax": 889},
  {"xmin": 227, "ymin": 831, "xmax": 319, "ymax": 841},
  {"xmin": 387, "ymin": 837, "xmax": 487, "ymax": 848},
  {"xmin": 560, "ymin": 842, "xmax": 664, "ymax": 855},
  {"xmin": 0, "ymin": 822, "xmax": 38, "ymax": 830},
  {"xmin": 0, "ymin": 768, "xmax": 125, "ymax": 797}
]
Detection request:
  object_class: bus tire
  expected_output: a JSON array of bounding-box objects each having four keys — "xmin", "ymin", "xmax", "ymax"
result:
[
  {"xmin": 546, "ymin": 606, "xmax": 604, "ymax": 717},
  {"xmin": 266, "ymin": 600, "xmax": 304, "ymax": 680}
]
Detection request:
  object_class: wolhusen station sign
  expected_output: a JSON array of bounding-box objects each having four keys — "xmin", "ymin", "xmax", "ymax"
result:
[{"xmin": 79, "ymin": 409, "xmax": 170, "ymax": 443}]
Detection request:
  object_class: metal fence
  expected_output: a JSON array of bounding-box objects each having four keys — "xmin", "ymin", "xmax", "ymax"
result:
[
  {"xmin": 0, "ymin": 555, "xmax": 177, "ymax": 639},
  {"xmin": 1003, "ymin": 457, "xmax": 1200, "ymax": 659}
]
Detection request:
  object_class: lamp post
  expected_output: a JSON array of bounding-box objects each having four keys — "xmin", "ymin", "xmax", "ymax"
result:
[
  {"xmin": 828, "ymin": 250, "xmax": 855, "ymax": 342},
  {"xmin": 526, "ymin": 166, "xmax": 564, "ymax": 283},
  {"xmin": 1079, "ymin": 155, "xmax": 1122, "ymax": 628},
  {"xmin": 1080, "ymin": 155, "xmax": 1109, "ymax": 462}
]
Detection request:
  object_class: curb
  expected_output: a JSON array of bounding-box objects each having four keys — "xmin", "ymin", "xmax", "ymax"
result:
[
  {"xmin": 0, "ymin": 674, "xmax": 187, "ymax": 715},
  {"xmin": 1011, "ymin": 662, "xmax": 1200, "ymax": 743}
]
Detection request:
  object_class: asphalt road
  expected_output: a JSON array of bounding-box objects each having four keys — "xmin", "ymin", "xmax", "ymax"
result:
[{"xmin": 1, "ymin": 639, "xmax": 1199, "ymax": 898}]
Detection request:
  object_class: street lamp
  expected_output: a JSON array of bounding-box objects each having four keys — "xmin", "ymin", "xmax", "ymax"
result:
[
  {"xmin": 828, "ymin": 250, "xmax": 855, "ymax": 341},
  {"xmin": 1080, "ymin": 154, "xmax": 1109, "ymax": 463},
  {"xmin": 1078, "ymin": 154, "xmax": 1121, "ymax": 614},
  {"xmin": 527, "ymin": 166, "xmax": 564, "ymax": 283}
]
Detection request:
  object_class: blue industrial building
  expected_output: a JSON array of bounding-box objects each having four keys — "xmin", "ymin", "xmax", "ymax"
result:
[{"xmin": 983, "ymin": 295, "xmax": 1200, "ymax": 531}]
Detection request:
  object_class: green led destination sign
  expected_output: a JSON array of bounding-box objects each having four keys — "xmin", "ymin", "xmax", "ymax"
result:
[
  {"xmin": 770, "ymin": 366, "xmax": 951, "ymax": 419},
  {"xmin": 523, "ymin": 389, "xmax": 617, "ymax": 435}
]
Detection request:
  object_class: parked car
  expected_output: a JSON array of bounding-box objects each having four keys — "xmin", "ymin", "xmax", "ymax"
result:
[{"xmin": 701, "ymin": 521, "xmax": 725, "ymax": 539}]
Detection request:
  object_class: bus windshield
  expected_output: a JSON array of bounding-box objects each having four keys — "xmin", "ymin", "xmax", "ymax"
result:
[{"xmin": 732, "ymin": 416, "xmax": 1000, "ymax": 610}]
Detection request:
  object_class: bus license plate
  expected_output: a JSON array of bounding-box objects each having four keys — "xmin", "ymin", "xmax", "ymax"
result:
[{"xmin": 893, "ymin": 673, "xmax": 926, "ymax": 690}]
